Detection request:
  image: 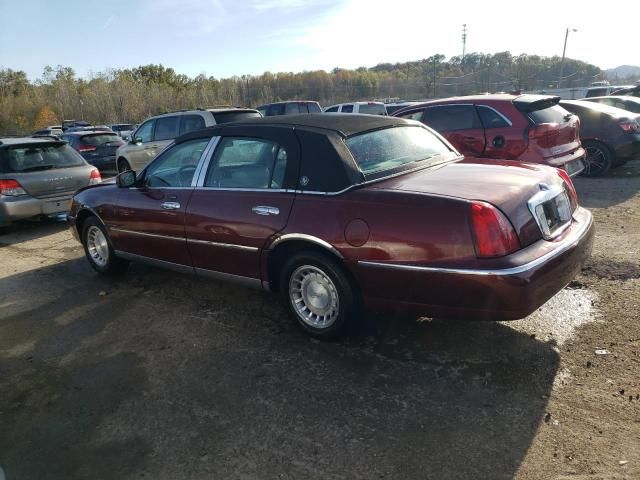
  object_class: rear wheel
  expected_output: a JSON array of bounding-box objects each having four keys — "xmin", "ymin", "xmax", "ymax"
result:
[
  {"xmin": 117, "ymin": 157, "xmax": 131, "ymax": 173},
  {"xmin": 280, "ymin": 251, "xmax": 357, "ymax": 340},
  {"xmin": 81, "ymin": 217, "xmax": 128, "ymax": 274},
  {"xmin": 581, "ymin": 141, "xmax": 612, "ymax": 177}
]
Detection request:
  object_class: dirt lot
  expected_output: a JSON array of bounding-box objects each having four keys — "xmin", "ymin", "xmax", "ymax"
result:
[{"xmin": 1, "ymin": 162, "xmax": 639, "ymax": 480}]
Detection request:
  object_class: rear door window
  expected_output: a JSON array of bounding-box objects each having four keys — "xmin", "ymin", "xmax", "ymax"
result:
[
  {"xmin": 341, "ymin": 104, "xmax": 354, "ymax": 113},
  {"xmin": 1, "ymin": 143, "xmax": 85, "ymax": 172},
  {"xmin": 154, "ymin": 116, "xmax": 180, "ymax": 141},
  {"xmin": 422, "ymin": 105, "xmax": 482, "ymax": 132},
  {"xmin": 307, "ymin": 103, "xmax": 322, "ymax": 113},
  {"xmin": 180, "ymin": 115, "xmax": 206, "ymax": 135},
  {"xmin": 477, "ymin": 106, "xmax": 510, "ymax": 129},
  {"xmin": 285, "ymin": 103, "xmax": 301, "ymax": 114}
]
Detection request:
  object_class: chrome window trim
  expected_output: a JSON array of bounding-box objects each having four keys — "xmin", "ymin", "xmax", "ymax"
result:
[
  {"xmin": 193, "ymin": 136, "xmax": 220, "ymax": 187},
  {"xmin": 109, "ymin": 227, "xmax": 185, "ymax": 242},
  {"xmin": 187, "ymin": 238, "xmax": 258, "ymax": 252},
  {"xmin": 358, "ymin": 209, "xmax": 592, "ymax": 277},
  {"xmin": 476, "ymin": 105, "xmax": 513, "ymax": 127},
  {"xmin": 195, "ymin": 187, "xmax": 290, "ymax": 193},
  {"xmin": 269, "ymin": 233, "xmax": 344, "ymax": 260}
]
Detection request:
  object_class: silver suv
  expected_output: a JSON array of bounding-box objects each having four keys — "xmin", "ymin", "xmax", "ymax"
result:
[
  {"xmin": 0, "ymin": 137, "xmax": 101, "ymax": 229},
  {"xmin": 115, "ymin": 108, "xmax": 262, "ymax": 172}
]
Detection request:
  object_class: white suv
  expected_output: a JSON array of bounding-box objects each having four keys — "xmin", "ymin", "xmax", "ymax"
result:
[
  {"xmin": 324, "ymin": 102, "xmax": 387, "ymax": 115},
  {"xmin": 116, "ymin": 108, "xmax": 261, "ymax": 172}
]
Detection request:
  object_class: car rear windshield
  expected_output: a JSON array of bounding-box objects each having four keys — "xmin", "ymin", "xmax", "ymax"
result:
[
  {"xmin": 0, "ymin": 143, "xmax": 85, "ymax": 173},
  {"xmin": 113, "ymin": 124, "xmax": 135, "ymax": 131},
  {"xmin": 527, "ymin": 105, "xmax": 570, "ymax": 124},
  {"xmin": 213, "ymin": 111, "xmax": 262, "ymax": 123},
  {"xmin": 80, "ymin": 133, "xmax": 123, "ymax": 145},
  {"xmin": 345, "ymin": 126, "xmax": 452, "ymax": 178},
  {"xmin": 358, "ymin": 104, "xmax": 387, "ymax": 115}
]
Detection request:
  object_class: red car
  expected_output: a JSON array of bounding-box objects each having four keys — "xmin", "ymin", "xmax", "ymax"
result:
[
  {"xmin": 68, "ymin": 115, "xmax": 594, "ymax": 339},
  {"xmin": 393, "ymin": 94, "xmax": 586, "ymax": 177}
]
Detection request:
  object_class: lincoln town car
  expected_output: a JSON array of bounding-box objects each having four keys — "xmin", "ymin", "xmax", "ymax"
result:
[{"xmin": 68, "ymin": 115, "xmax": 594, "ymax": 338}]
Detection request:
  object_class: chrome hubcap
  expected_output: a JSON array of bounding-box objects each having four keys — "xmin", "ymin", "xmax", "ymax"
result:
[
  {"xmin": 87, "ymin": 226, "xmax": 109, "ymax": 267},
  {"xmin": 585, "ymin": 146, "xmax": 607, "ymax": 175},
  {"xmin": 289, "ymin": 265, "xmax": 339, "ymax": 329}
]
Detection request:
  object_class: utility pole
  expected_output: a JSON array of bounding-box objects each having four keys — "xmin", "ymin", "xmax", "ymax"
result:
[
  {"xmin": 461, "ymin": 24, "xmax": 467, "ymax": 70},
  {"xmin": 558, "ymin": 27, "xmax": 577, "ymax": 88}
]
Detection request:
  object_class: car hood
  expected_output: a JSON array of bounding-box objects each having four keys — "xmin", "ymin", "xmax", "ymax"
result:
[{"xmin": 368, "ymin": 159, "xmax": 566, "ymax": 247}]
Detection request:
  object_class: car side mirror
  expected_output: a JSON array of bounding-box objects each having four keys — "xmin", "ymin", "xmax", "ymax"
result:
[
  {"xmin": 131, "ymin": 136, "xmax": 142, "ymax": 145},
  {"xmin": 116, "ymin": 170, "xmax": 137, "ymax": 188}
]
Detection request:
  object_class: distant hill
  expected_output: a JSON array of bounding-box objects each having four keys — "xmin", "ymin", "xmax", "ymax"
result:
[{"xmin": 605, "ymin": 65, "xmax": 640, "ymax": 80}]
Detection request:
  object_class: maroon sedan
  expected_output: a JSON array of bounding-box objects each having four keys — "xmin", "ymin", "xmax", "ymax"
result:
[
  {"xmin": 393, "ymin": 94, "xmax": 586, "ymax": 177},
  {"xmin": 68, "ymin": 115, "xmax": 594, "ymax": 339}
]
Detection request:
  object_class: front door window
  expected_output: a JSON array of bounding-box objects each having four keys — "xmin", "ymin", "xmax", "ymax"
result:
[{"xmin": 144, "ymin": 138, "xmax": 210, "ymax": 188}]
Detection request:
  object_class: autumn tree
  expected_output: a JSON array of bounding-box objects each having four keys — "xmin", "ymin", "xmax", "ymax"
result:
[{"xmin": 33, "ymin": 105, "xmax": 58, "ymax": 129}]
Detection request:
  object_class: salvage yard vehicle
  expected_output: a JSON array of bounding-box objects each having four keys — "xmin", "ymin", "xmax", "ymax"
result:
[
  {"xmin": 1, "ymin": 137, "xmax": 101, "ymax": 228},
  {"xmin": 256, "ymin": 101, "xmax": 322, "ymax": 116},
  {"xmin": 324, "ymin": 101, "xmax": 388, "ymax": 115},
  {"xmin": 62, "ymin": 131, "xmax": 125, "ymax": 172},
  {"xmin": 393, "ymin": 94, "xmax": 586, "ymax": 176},
  {"xmin": 115, "ymin": 108, "xmax": 262, "ymax": 173},
  {"xmin": 559, "ymin": 100, "xmax": 640, "ymax": 176},
  {"xmin": 582, "ymin": 95, "xmax": 640, "ymax": 114},
  {"xmin": 69, "ymin": 115, "xmax": 594, "ymax": 339}
]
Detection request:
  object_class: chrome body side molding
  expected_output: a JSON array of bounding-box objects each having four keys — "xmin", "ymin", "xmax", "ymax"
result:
[{"xmin": 268, "ymin": 233, "xmax": 344, "ymax": 259}]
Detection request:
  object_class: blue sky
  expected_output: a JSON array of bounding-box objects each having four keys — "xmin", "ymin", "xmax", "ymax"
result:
[{"xmin": 0, "ymin": 0, "xmax": 636, "ymax": 81}]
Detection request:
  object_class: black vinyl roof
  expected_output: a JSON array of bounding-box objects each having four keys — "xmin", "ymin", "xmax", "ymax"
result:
[{"xmin": 231, "ymin": 113, "xmax": 411, "ymax": 137}]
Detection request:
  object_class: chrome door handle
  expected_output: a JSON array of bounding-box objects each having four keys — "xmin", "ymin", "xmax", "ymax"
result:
[
  {"xmin": 252, "ymin": 205, "xmax": 279, "ymax": 216},
  {"xmin": 161, "ymin": 201, "xmax": 181, "ymax": 210}
]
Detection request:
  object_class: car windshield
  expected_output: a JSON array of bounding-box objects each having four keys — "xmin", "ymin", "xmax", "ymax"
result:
[
  {"xmin": 345, "ymin": 126, "xmax": 452, "ymax": 177},
  {"xmin": 0, "ymin": 143, "xmax": 85, "ymax": 173},
  {"xmin": 80, "ymin": 133, "xmax": 123, "ymax": 145}
]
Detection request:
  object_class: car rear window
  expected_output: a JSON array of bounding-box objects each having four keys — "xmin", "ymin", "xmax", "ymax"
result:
[
  {"xmin": 527, "ymin": 105, "xmax": 570, "ymax": 124},
  {"xmin": 113, "ymin": 124, "xmax": 135, "ymax": 131},
  {"xmin": 80, "ymin": 133, "xmax": 123, "ymax": 145},
  {"xmin": 358, "ymin": 104, "xmax": 387, "ymax": 115},
  {"xmin": 345, "ymin": 126, "xmax": 452, "ymax": 178},
  {"xmin": 213, "ymin": 111, "xmax": 262, "ymax": 123},
  {"xmin": 0, "ymin": 143, "xmax": 85, "ymax": 173}
]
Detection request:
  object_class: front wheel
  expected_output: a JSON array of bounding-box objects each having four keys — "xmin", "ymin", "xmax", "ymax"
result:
[
  {"xmin": 82, "ymin": 217, "xmax": 129, "ymax": 274},
  {"xmin": 581, "ymin": 141, "xmax": 612, "ymax": 177},
  {"xmin": 280, "ymin": 251, "xmax": 357, "ymax": 340},
  {"xmin": 117, "ymin": 157, "xmax": 131, "ymax": 173}
]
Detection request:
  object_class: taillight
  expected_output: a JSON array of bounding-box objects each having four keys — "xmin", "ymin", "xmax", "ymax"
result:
[
  {"xmin": 0, "ymin": 179, "xmax": 27, "ymax": 196},
  {"xmin": 618, "ymin": 120, "xmax": 640, "ymax": 133},
  {"xmin": 89, "ymin": 168, "xmax": 102, "ymax": 185},
  {"xmin": 470, "ymin": 202, "xmax": 520, "ymax": 258},
  {"xmin": 557, "ymin": 168, "xmax": 578, "ymax": 209},
  {"xmin": 78, "ymin": 144, "xmax": 97, "ymax": 152},
  {"xmin": 528, "ymin": 123, "xmax": 559, "ymax": 148}
]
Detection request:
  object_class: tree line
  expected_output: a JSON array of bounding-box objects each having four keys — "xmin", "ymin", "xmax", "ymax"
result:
[{"xmin": 0, "ymin": 52, "xmax": 609, "ymax": 134}]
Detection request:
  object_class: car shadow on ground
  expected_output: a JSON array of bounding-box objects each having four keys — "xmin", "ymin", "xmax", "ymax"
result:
[
  {"xmin": 0, "ymin": 259, "xmax": 560, "ymax": 479},
  {"xmin": 0, "ymin": 217, "xmax": 70, "ymax": 247},
  {"xmin": 574, "ymin": 159, "xmax": 640, "ymax": 209}
]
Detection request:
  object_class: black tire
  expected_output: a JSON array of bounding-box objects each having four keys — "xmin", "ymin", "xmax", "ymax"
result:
[
  {"xmin": 581, "ymin": 140, "xmax": 612, "ymax": 177},
  {"xmin": 117, "ymin": 157, "xmax": 131, "ymax": 173},
  {"xmin": 81, "ymin": 216, "xmax": 129, "ymax": 274},
  {"xmin": 280, "ymin": 251, "xmax": 357, "ymax": 340}
]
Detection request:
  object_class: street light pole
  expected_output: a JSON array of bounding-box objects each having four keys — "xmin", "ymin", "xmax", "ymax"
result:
[{"xmin": 558, "ymin": 27, "xmax": 577, "ymax": 89}]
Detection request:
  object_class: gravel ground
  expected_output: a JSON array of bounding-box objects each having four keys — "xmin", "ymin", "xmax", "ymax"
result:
[{"xmin": 0, "ymin": 161, "xmax": 638, "ymax": 480}]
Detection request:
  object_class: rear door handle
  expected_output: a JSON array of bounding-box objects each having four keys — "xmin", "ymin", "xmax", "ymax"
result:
[
  {"xmin": 252, "ymin": 205, "xmax": 279, "ymax": 216},
  {"xmin": 161, "ymin": 201, "xmax": 181, "ymax": 210}
]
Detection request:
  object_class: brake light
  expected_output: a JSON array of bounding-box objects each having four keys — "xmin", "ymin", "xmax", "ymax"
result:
[
  {"xmin": 89, "ymin": 168, "xmax": 102, "ymax": 185},
  {"xmin": 557, "ymin": 168, "xmax": 578, "ymax": 209},
  {"xmin": 528, "ymin": 123, "xmax": 559, "ymax": 148},
  {"xmin": 470, "ymin": 202, "xmax": 520, "ymax": 258},
  {"xmin": 618, "ymin": 120, "xmax": 640, "ymax": 133},
  {"xmin": 0, "ymin": 179, "xmax": 27, "ymax": 196},
  {"xmin": 78, "ymin": 144, "xmax": 97, "ymax": 152}
]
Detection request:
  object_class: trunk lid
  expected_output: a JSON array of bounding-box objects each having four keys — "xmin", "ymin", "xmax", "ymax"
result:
[
  {"xmin": 367, "ymin": 160, "xmax": 568, "ymax": 247},
  {"xmin": 79, "ymin": 133, "xmax": 124, "ymax": 159}
]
